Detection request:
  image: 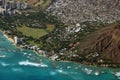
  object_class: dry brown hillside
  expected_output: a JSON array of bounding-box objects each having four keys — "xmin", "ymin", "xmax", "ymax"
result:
[{"xmin": 76, "ymin": 23, "xmax": 120, "ymax": 64}]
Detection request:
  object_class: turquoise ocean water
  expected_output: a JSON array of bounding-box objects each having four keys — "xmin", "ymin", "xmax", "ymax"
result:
[{"xmin": 0, "ymin": 32, "xmax": 120, "ymax": 80}]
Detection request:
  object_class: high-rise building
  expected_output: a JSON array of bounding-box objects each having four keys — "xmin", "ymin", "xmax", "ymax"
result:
[
  {"xmin": 16, "ymin": 1, "xmax": 21, "ymax": 9},
  {"xmin": 2, "ymin": 0, "xmax": 7, "ymax": 8},
  {"xmin": 14, "ymin": 36, "xmax": 18, "ymax": 44},
  {"xmin": 6, "ymin": 1, "xmax": 10, "ymax": 9},
  {"xmin": 0, "ymin": 0, "xmax": 2, "ymax": 6},
  {"xmin": 10, "ymin": 2, "xmax": 13, "ymax": 9}
]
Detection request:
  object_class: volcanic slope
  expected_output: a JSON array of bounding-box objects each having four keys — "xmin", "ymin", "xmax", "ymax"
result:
[{"xmin": 75, "ymin": 23, "xmax": 120, "ymax": 65}]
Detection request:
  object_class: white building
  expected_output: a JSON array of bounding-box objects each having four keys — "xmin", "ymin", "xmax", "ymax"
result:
[
  {"xmin": 0, "ymin": 6, "xmax": 5, "ymax": 14},
  {"xmin": 14, "ymin": 36, "xmax": 18, "ymax": 44}
]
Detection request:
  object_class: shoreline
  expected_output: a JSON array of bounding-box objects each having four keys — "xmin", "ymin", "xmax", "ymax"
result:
[
  {"xmin": 1, "ymin": 31, "xmax": 15, "ymax": 45},
  {"xmin": 0, "ymin": 30, "xmax": 47, "ymax": 56},
  {"xmin": 1, "ymin": 31, "xmax": 120, "ymax": 68},
  {"xmin": 3, "ymin": 33, "xmax": 14, "ymax": 44}
]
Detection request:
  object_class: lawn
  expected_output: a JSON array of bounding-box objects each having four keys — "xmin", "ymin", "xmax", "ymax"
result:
[
  {"xmin": 35, "ymin": 0, "xmax": 52, "ymax": 10},
  {"xmin": 17, "ymin": 24, "xmax": 55, "ymax": 39},
  {"xmin": 20, "ymin": 0, "xmax": 52, "ymax": 10}
]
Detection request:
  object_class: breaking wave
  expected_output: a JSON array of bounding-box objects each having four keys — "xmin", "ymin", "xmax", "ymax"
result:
[
  {"xmin": 82, "ymin": 68, "xmax": 93, "ymax": 75},
  {"xmin": 12, "ymin": 67, "xmax": 23, "ymax": 72},
  {"xmin": 18, "ymin": 60, "xmax": 48, "ymax": 68},
  {"xmin": 56, "ymin": 69, "xmax": 68, "ymax": 74},
  {"xmin": 115, "ymin": 72, "xmax": 120, "ymax": 77},
  {"xmin": 0, "ymin": 62, "xmax": 10, "ymax": 67},
  {"xmin": 0, "ymin": 55, "xmax": 6, "ymax": 58}
]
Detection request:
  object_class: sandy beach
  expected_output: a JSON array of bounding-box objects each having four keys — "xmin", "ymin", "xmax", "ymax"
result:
[
  {"xmin": 0, "ymin": 30, "xmax": 15, "ymax": 45},
  {"xmin": 3, "ymin": 34, "xmax": 14, "ymax": 43}
]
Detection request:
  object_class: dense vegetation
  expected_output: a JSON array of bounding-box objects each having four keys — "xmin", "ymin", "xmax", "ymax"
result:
[
  {"xmin": 0, "ymin": 11, "xmax": 108, "ymax": 54},
  {"xmin": 37, "ymin": 21, "xmax": 107, "ymax": 52},
  {"xmin": 0, "ymin": 11, "xmax": 63, "ymax": 46}
]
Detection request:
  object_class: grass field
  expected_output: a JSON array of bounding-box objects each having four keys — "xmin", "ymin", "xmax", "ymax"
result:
[
  {"xmin": 17, "ymin": 24, "xmax": 55, "ymax": 39},
  {"xmin": 35, "ymin": 0, "xmax": 52, "ymax": 10},
  {"xmin": 20, "ymin": 0, "xmax": 52, "ymax": 10}
]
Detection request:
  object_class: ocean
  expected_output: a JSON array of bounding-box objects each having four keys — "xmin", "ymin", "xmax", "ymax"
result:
[{"xmin": 0, "ymin": 32, "xmax": 119, "ymax": 80}]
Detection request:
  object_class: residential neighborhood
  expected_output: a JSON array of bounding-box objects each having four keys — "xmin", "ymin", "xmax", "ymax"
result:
[{"xmin": 47, "ymin": 0, "xmax": 120, "ymax": 25}]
